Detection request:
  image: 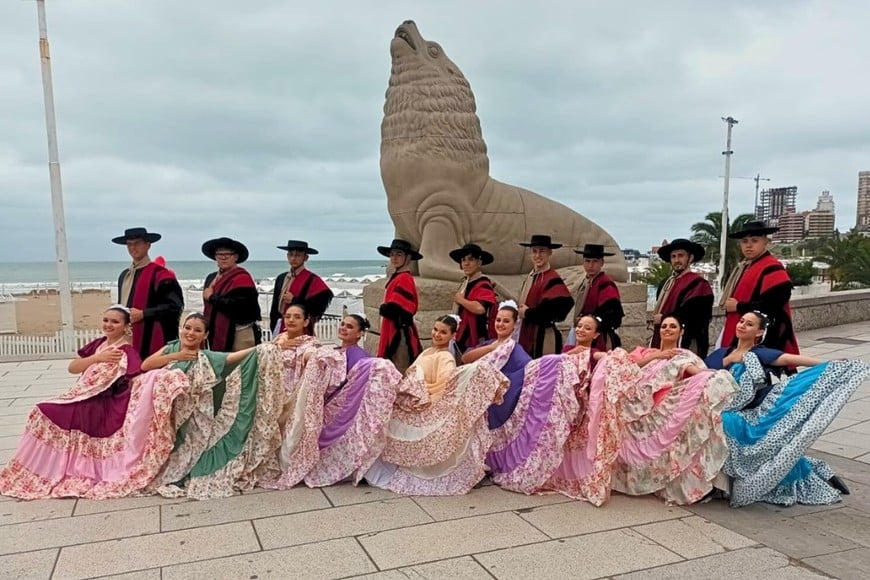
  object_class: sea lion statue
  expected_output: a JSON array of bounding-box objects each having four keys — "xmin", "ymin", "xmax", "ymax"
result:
[{"xmin": 381, "ymin": 20, "xmax": 628, "ymax": 283}]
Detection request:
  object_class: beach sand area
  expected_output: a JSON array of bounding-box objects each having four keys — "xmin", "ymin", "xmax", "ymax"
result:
[{"xmin": 10, "ymin": 290, "xmax": 112, "ymax": 335}]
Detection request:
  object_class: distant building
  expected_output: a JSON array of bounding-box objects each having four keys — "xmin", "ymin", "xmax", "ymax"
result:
[
  {"xmin": 758, "ymin": 186, "xmax": 797, "ymax": 227},
  {"xmin": 858, "ymin": 171, "xmax": 870, "ymax": 233},
  {"xmin": 621, "ymin": 248, "xmax": 641, "ymax": 262},
  {"xmin": 774, "ymin": 210, "xmax": 806, "ymax": 243},
  {"xmin": 807, "ymin": 190, "xmax": 835, "ymax": 239}
]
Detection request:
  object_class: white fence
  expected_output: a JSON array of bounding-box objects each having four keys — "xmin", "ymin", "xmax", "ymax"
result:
[
  {"xmin": 0, "ymin": 318, "xmax": 342, "ymax": 359},
  {"xmin": 0, "ymin": 329, "xmax": 102, "ymax": 358}
]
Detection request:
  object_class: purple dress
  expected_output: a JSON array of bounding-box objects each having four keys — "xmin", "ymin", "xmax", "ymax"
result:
[{"xmin": 38, "ymin": 338, "xmax": 142, "ymax": 437}]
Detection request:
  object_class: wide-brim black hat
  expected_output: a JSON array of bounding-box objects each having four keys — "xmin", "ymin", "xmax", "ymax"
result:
[
  {"xmin": 573, "ymin": 243, "xmax": 615, "ymax": 258},
  {"xmin": 518, "ymin": 234, "xmax": 562, "ymax": 249},
  {"xmin": 377, "ymin": 238, "xmax": 423, "ymax": 261},
  {"xmin": 657, "ymin": 238, "xmax": 706, "ymax": 262},
  {"xmin": 202, "ymin": 237, "xmax": 250, "ymax": 264},
  {"xmin": 449, "ymin": 243, "xmax": 494, "ymax": 265},
  {"xmin": 112, "ymin": 227, "xmax": 161, "ymax": 245},
  {"xmin": 277, "ymin": 240, "xmax": 319, "ymax": 255},
  {"xmin": 728, "ymin": 220, "xmax": 779, "ymax": 239}
]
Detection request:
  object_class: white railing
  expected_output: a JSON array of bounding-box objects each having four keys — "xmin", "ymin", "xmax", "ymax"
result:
[
  {"xmin": 0, "ymin": 329, "xmax": 102, "ymax": 358},
  {"xmin": 0, "ymin": 317, "xmax": 342, "ymax": 359}
]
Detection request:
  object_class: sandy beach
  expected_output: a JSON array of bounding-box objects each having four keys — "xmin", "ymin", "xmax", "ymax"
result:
[{"xmin": 8, "ymin": 290, "xmax": 114, "ymax": 335}]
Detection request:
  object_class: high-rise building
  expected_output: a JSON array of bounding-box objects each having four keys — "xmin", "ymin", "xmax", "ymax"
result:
[
  {"xmin": 774, "ymin": 210, "xmax": 806, "ymax": 243},
  {"xmin": 807, "ymin": 190, "xmax": 836, "ymax": 239},
  {"xmin": 758, "ymin": 186, "xmax": 797, "ymax": 226},
  {"xmin": 858, "ymin": 171, "xmax": 870, "ymax": 233}
]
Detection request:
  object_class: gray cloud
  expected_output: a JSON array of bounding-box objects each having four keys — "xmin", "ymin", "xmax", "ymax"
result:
[{"xmin": 1, "ymin": 0, "xmax": 868, "ymax": 262}]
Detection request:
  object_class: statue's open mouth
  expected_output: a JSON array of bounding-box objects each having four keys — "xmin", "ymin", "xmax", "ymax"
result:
[{"xmin": 395, "ymin": 26, "xmax": 416, "ymax": 50}]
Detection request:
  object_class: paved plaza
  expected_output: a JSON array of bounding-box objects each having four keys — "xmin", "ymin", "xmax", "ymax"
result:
[{"xmin": 2, "ymin": 323, "xmax": 870, "ymax": 579}]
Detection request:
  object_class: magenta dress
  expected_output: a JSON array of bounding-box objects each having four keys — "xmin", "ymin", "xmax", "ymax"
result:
[{"xmin": 0, "ymin": 337, "xmax": 187, "ymax": 499}]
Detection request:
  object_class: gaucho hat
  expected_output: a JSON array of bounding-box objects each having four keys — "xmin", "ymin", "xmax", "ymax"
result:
[
  {"xmin": 202, "ymin": 237, "xmax": 250, "ymax": 264},
  {"xmin": 449, "ymin": 243, "xmax": 494, "ymax": 265},
  {"xmin": 657, "ymin": 238, "xmax": 706, "ymax": 262},
  {"xmin": 519, "ymin": 234, "xmax": 562, "ymax": 249},
  {"xmin": 728, "ymin": 220, "xmax": 779, "ymax": 239},
  {"xmin": 112, "ymin": 227, "xmax": 161, "ymax": 245},
  {"xmin": 573, "ymin": 243, "xmax": 615, "ymax": 258},
  {"xmin": 277, "ymin": 240, "xmax": 319, "ymax": 255},
  {"xmin": 377, "ymin": 238, "xmax": 423, "ymax": 261}
]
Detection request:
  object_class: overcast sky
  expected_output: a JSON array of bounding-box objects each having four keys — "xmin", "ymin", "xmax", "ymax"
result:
[{"xmin": 1, "ymin": 0, "xmax": 868, "ymax": 262}]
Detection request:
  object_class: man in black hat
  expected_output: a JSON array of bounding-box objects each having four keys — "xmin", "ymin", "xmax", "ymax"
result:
[
  {"xmin": 201, "ymin": 237, "xmax": 262, "ymax": 352},
  {"xmin": 113, "ymin": 227, "xmax": 184, "ymax": 359},
  {"xmin": 719, "ymin": 221, "xmax": 798, "ymax": 355},
  {"xmin": 517, "ymin": 235, "xmax": 574, "ymax": 357},
  {"xmin": 269, "ymin": 241, "xmax": 333, "ymax": 336},
  {"xmin": 449, "ymin": 243, "xmax": 497, "ymax": 351},
  {"xmin": 650, "ymin": 238, "xmax": 714, "ymax": 355},
  {"xmin": 568, "ymin": 243, "xmax": 624, "ymax": 350},
  {"xmin": 376, "ymin": 239, "xmax": 423, "ymax": 373}
]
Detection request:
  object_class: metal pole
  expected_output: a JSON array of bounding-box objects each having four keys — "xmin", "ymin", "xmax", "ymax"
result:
[
  {"xmin": 752, "ymin": 173, "xmax": 771, "ymax": 220},
  {"xmin": 36, "ymin": 0, "xmax": 75, "ymax": 351},
  {"xmin": 718, "ymin": 116, "xmax": 738, "ymax": 291}
]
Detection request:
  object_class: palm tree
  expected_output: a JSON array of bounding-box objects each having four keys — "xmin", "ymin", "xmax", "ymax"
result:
[
  {"xmin": 640, "ymin": 260, "xmax": 672, "ymax": 287},
  {"xmin": 690, "ymin": 212, "xmax": 755, "ymax": 278},
  {"xmin": 814, "ymin": 231, "xmax": 870, "ymax": 289}
]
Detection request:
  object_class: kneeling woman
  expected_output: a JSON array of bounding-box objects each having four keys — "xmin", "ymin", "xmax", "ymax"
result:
[
  {"xmin": 365, "ymin": 315, "xmax": 508, "ymax": 495},
  {"xmin": 141, "ymin": 312, "xmax": 285, "ymax": 499},
  {"xmin": 701, "ymin": 311, "xmax": 870, "ymax": 507},
  {"xmin": 612, "ymin": 315, "xmax": 738, "ymax": 505},
  {"xmin": 303, "ymin": 315, "xmax": 404, "ymax": 487},
  {"xmin": 462, "ymin": 301, "xmax": 581, "ymax": 495},
  {"xmin": 0, "ymin": 306, "xmax": 186, "ymax": 499}
]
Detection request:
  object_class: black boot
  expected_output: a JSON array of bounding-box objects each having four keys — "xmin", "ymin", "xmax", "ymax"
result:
[{"xmin": 828, "ymin": 475, "xmax": 850, "ymax": 495}]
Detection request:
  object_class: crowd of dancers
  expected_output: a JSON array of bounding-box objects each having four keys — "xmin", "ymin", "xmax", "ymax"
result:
[{"xmin": 0, "ymin": 223, "xmax": 868, "ymax": 509}]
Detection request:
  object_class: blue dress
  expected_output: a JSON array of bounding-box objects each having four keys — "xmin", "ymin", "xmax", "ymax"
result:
[{"xmin": 705, "ymin": 346, "xmax": 870, "ymax": 507}]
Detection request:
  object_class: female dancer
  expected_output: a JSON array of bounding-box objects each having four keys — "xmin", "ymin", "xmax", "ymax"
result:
[
  {"xmin": 365, "ymin": 315, "xmax": 508, "ymax": 495},
  {"xmin": 0, "ymin": 306, "xmax": 186, "ymax": 499},
  {"xmin": 140, "ymin": 312, "xmax": 284, "ymax": 499},
  {"xmin": 612, "ymin": 315, "xmax": 737, "ymax": 505},
  {"xmin": 701, "ymin": 311, "xmax": 870, "ymax": 507}
]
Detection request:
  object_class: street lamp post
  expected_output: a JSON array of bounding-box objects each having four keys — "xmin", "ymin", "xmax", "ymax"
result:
[
  {"xmin": 36, "ymin": 0, "xmax": 75, "ymax": 351},
  {"xmin": 718, "ymin": 116, "xmax": 738, "ymax": 291}
]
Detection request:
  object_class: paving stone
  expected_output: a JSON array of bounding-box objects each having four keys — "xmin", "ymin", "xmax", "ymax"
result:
[
  {"xmin": 0, "ymin": 497, "xmax": 76, "ymax": 525},
  {"xmin": 476, "ymin": 529, "xmax": 682, "ymax": 580},
  {"xmin": 0, "ymin": 424, "xmax": 23, "ymax": 437},
  {"xmin": 412, "ymin": 485, "xmax": 571, "ymax": 521},
  {"xmin": 1, "ymin": 506, "xmax": 159, "ymax": 555},
  {"xmin": 614, "ymin": 546, "xmax": 825, "ymax": 579},
  {"xmin": 631, "ymin": 516, "xmax": 757, "ymax": 559},
  {"xmin": 687, "ymin": 500, "xmax": 858, "ymax": 558},
  {"xmin": 838, "ymin": 400, "xmax": 870, "ymax": 422},
  {"xmin": 517, "ymin": 493, "xmax": 687, "ymax": 538},
  {"xmin": 359, "ymin": 511, "xmax": 547, "ymax": 569},
  {"xmin": 823, "ymin": 416, "xmax": 860, "ymax": 434},
  {"xmin": 0, "ymin": 548, "xmax": 57, "ymax": 580},
  {"xmin": 803, "ymin": 546, "xmax": 870, "ymax": 578},
  {"xmin": 255, "ymin": 497, "xmax": 432, "ymax": 549},
  {"xmin": 810, "ymin": 438, "xmax": 869, "ymax": 459},
  {"xmin": 162, "ymin": 537, "xmax": 375, "ymax": 580},
  {"xmin": 53, "ymin": 521, "xmax": 259, "ymax": 579},
  {"xmin": 0, "ymin": 435, "xmax": 21, "ymax": 450},
  {"xmin": 351, "ymin": 556, "xmax": 492, "ymax": 579},
  {"xmin": 74, "ymin": 494, "xmax": 189, "ymax": 516},
  {"xmin": 810, "ymin": 450, "xmax": 870, "ymax": 487},
  {"xmin": 161, "ymin": 487, "xmax": 329, "ymax": 531},
  {"xmin": 857, "ymin": 453, "xmax": 870, "ymax": 463},
  {"xmin": 320, "ymin": 482, "xmax": 400, "ymax": 506},
  {"xmin": 96, "ymin": 571, "xmax": 161, "ymax": 580},
  {"xmin": 794, "ymin": 506, "xmax": 870, "ymax": 547},
  {"xmin": 7, "ymin": 397, "xmax": 46, "ymax": 408},
  {"xmin": 842, "ymin": 419, "xmax": 870, "ymax": 435}
]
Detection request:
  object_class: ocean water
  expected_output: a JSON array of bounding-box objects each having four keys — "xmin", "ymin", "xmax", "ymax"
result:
[{"xmin": 0, "ymin": 260, "xmax": 387, "ymax": 294}]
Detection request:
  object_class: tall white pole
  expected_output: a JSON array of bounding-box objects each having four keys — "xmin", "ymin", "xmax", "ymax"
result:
[
  {"xmin": 36, "ymin": 0, "xmax": 75, "ymax": 351},
  {"xmin": 718, "ymin": 116, "xmax": 738, "ymax": 291}
]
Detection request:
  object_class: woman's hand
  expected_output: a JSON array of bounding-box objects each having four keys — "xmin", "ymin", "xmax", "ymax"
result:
[
  {"xmin": 174, "ymin": 349, "xmax": 198, "ymax": 362},
  {"xmin": 659, "ymin": 348, "xmax": 679, "ymax": 360},
  {"xmin": 95, "ymin": 348, "xmax": 123, "ymax": 364}
]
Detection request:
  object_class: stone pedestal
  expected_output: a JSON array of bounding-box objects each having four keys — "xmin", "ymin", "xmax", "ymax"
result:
[{"xmin": 362, "ymin": 276, "xmax": 650, "ymax": 353}]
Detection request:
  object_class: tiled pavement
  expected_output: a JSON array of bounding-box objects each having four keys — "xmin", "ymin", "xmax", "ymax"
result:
[{"xmin": 1, "ymin": 323, "xmax": 870, "ymax": 579}]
